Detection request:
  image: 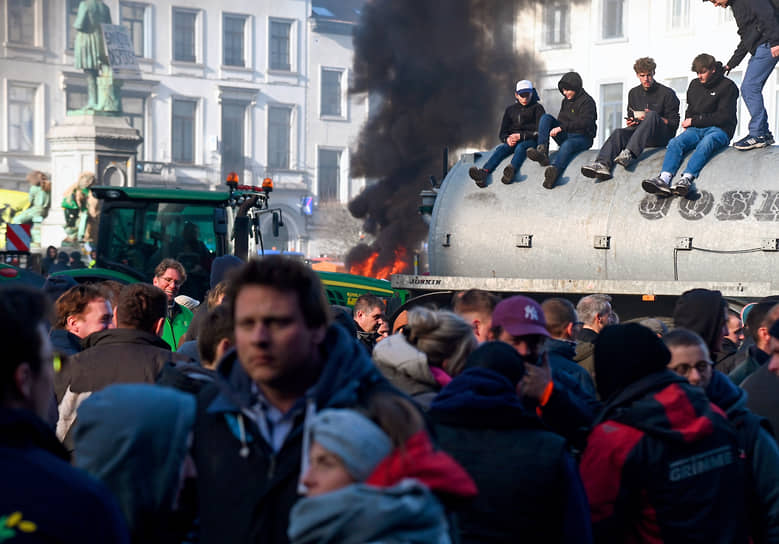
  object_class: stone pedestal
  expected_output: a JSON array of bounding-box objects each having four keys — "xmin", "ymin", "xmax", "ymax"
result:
[{"xmin": 44, "ymin": 114, "xmax": 142, "ymax": 248}]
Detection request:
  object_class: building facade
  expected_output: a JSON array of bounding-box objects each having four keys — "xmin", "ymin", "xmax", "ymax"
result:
[
  {"xmin": 0, "ymin": 0, "xmax": 369, "ymax": 255},
  {"xmin": 520, "ymin": 0, "xmax": 762, "ymax": 148}
]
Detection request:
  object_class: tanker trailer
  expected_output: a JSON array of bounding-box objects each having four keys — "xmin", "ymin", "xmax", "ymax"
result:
[{"xmin": 392, "ymin": 146, "xmax": 779, "ymax": 318}]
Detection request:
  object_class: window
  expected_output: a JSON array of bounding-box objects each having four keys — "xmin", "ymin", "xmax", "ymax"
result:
[
  {"xmin": 124, "ymin": 95, "xmax": 146, "ymax": 160},
  {"xmin": 599, "ymin": 83, "xmax": 623, "ymax": 145},
  {"xmin": 268, "ymin": 106, "xmax": 291, "ymax": 169},
  {"xmin": 66, "ymin": 87, "xmax": 88, "ymax": 111},
  {"xmin": 321, "ymin": 69, "xmax": 343, "ymax": 117},
  {"xmin": 729, "ymin": 71, "xmax": 747, "ymax": 139},
  {"xmin": 66, "ymin": 0, "xmax": 80, "ymax": 50},
  {"xmin": 270, "ymin": 20, "xmax": 291, "ymax": 71},
  {"xmin": 221, "ymin": 102, "xmax": 245, "ymax": 181},
  {"xmin": 318, "ymin": 149, "xmax": 341, "ymax": 203},
  {"xmin": 120, "ymin": 2, "xmax": 148, "ymax": 58},
  {"xmin": 542, "ymin": 88, "xmax": 561, "ymax": 117},
  {"xmin": 172, "ymin": 99, "xmax": 196, "ymax": 163},
  {"xmin": 667, "ymin": 77, "xmax": 688, "ymax": 134},
  {"xmin": 173, "ymin": 9, "xmax": 197, "ymax": 62},
  {"xmin": 8, "ymin": 84, "xmax": 36, "ymax": 152},
  {"xmin": 670, "ymin": 0, "xmax": 690, "ymax": 29},
  {"xmin": 602, "ymin": 0, "xmax": 624, "ymax": 39},
  {"xmin": 223, "ymin": 14, "xmax": 246, "ymax": 67},
  {"xmin": 544, "ymin": 1, "xmax": 570, "ymax": 46},
  {"xmin": 8, "ymin": 0, "xmax": 35, "ymax": 45}
]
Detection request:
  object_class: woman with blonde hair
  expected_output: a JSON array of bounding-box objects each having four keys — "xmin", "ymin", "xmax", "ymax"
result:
[{"xmin": 372, "ymin": 306, "xmax": 477, "ymax": 409}]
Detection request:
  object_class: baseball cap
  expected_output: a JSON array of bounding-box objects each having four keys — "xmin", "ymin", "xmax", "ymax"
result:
[
  {"xmin": 492, "ymin": 295, "xmax": 549, "ymax": 337},
  {"xmin": 516, "ymin": 80, "xmax": 534, "ymax": 94}
]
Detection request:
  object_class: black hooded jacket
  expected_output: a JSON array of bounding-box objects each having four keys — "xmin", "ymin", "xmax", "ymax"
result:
[
  {"xmin": 726, "ymin": 0, "xmax": 779, "ymax": 70},
  {"xmin": 684, "ymin": 64, "xmax": 739, "ymax": 139},
  {"xmin": 497, "ymin": 89, "xmax": 545, "ymax": 143},
  {"xmin": 672, "ymin": 288, "xmax": 727, "ymax": 357},
  {"xmin": 556, "ymin": 72, "xmax": 597, "ymax": 139}
]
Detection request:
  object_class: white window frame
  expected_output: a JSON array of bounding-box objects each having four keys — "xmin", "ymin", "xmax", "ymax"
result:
[
  {"xmin": 668, "ymin": 0, "xmax": 690, "ymax": 31},
  {"xmin": 268, "ymin": 18, "xmax": 297, "ymax": 73},
  {"xmin": 171, "ymin": 7, "xmax": 201, "ymax": 64},
  {"xmin": 600, "ymin": 0, "xmax": 625, "ymax": 41},
  {"xmin": 119, "ymin": 1, "xmax": 152, "ymax": 59},
  {"xmin": 320, "ymin": 67, "xmax": 346, "ymax": 119},
  {"xmin": 6, "ymin": 0, "xmax": 42, "ymax": 48},
  {"xmin": 6, "ymin": 81, "xmax": 42, "ymax": 154},
  {"xmin": 542, "ymin": 0, "xmax": 571, "ymax": 49},
  {"xmin": 171, "ymin": 97, "xmax": 200, "ymax": 164},
  {"xmin": 317, "ymin": 147, "xmax": 344, "ymax": 203},
  {"xmin": 599, "ymin": 81, "xmax": 624, "ymax": 146},
  {"xmin": 222, "ymin": 12, "xmax": 250, "ymax": 68}
]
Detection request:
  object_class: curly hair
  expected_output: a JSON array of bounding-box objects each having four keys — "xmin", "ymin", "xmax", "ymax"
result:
[{"xmin": 633, "ymin": 57, "xmax": 656, "ymax": 74}]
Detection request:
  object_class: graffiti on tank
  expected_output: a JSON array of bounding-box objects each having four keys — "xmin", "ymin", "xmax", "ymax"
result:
[{"xmin": 639, "ymin": 191, "xmax": 779, "ymax": 221}]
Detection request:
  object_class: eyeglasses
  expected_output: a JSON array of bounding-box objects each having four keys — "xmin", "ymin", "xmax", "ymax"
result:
[
  {"xmin": 670, "ymin": 361, "xmax": 711, "ymax": 377},
  {"xmin": 158, "ymin": 276, "xmax": 182, "ymax": 287}
]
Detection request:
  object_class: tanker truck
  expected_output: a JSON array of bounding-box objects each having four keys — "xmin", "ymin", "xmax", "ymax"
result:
[{"xmin": 391, "ymin": 146, "xmax": 779, "ymax": 319}]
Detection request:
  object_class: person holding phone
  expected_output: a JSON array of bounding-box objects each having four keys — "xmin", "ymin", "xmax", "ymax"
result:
[
  {"xmin": 487, "ymin": 295, "xmax": 601, "ymax": 449},
  {"xmin": 582, "ymin": 57, "xmax": 680, "ymax": 181}
]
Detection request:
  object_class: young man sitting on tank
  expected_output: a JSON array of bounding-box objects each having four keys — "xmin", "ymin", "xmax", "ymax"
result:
[
  {"xmin": 525, "ymin": 72, "xmax": 597, "ymax": 189},
  {"xmin": 641, "ymin": 53, "xmax": 738, "ymax": 198},
  {"xmin": 469, "ymin": 80, "xmax": 546, "ymax": 187},
  {"xmin": 581, "ymin": 57, "xmax": 680, "ymax": 181}
]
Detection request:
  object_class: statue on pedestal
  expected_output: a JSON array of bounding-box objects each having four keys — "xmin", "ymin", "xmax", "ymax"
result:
[
  {"xmin": 73, "ymin": 0, "xmax": 121, "ymax": 113},
  {"xmin": 61, "ymin": 172, "xmax": 97, "ymax": 245},
  {"xmin": 11, "ymin": 171, "xmax": 51, "ymax": 247}
]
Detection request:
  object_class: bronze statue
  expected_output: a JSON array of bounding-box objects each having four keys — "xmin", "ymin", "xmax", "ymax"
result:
[{"xmin": 73, "ymin": 0, "xmax": 119, "ymax": 112}]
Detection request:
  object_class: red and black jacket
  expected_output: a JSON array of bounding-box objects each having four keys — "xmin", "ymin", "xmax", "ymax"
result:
[{"xmin": 581, "ymin": 371, "xmax": 750, "ymax": 544}]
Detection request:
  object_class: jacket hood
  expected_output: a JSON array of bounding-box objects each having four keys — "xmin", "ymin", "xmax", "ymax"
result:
[
  {"xmin": 372, "ymin": 332, "xmax": 437, "ymax": 388},
  {"xmin": 673, "ymin": 288, "xmax": 726, "ymax": 355},
  {"xmin": 0, "ymin": 407, "xmax": 69, "ymax": 461},
  {"xmin": 212, "ymin": 322, "xmax": 386, "ymax": 413},
  {"xmin": 546, "ymin": 338, "xmax": 577, "ymax": 360},
  {"xmin": 288, "ymin": 480, "xmax": 450, "ymax": 544},
  {"xmin": 73, "ymin": 384, "xmax": 195, "ymax": 532},
  {"xmin": 558, "ymin": 71, "xmax": 583, "ymax": 95},
  {"xmin": 82, "ymin": 328, "xmax": 172, "ymax": 351},
  {"xmin": 366, "ymin": 429, "xmax": 477, "ymax": 504},
  {"xmin": 430, "ymin": 367, "xmax": 542, "ymax": 430},
  {"xmin": 706, "ymin": 368, "xmax": 747, "ymax": 417},
  {"xmin": 704, "ymin": 62, "xmax": 727, "ymax": 89},
  {"xmin": 599, "ymin": 371, "xmax": 721, "ymax": 444}
]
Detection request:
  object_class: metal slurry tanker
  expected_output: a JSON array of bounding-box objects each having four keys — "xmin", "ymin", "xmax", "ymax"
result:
[{"xmin": 392, "ymin": 146, "xmax": 779, "ymax": 317}]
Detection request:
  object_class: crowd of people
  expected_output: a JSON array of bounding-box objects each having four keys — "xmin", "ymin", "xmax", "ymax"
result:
[
  {"xmin": 3, "ymin": 252, "xmax": 779, "ymax": 543},
  {"xmin": 470, "ymin": 0, "xmax": 779, "ymax": 194}
]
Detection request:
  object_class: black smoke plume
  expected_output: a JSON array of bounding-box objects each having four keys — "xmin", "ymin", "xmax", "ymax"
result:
[{"xmin": 346, "ymin": 0, "xmax": 541, "ymax": 276}]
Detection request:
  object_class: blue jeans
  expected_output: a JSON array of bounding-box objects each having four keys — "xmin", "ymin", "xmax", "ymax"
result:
[
  {"xmin": 661, "ymin": 126, "xmax": 729, "ymax": 177},
  {"xmin": 483, "ymin": 139, "xmax": 537, "ymax": 173},
  {"xmin": 537, "ymin": 114, "xmax": 593, "ymax": 172},
  {"xmin": 742, "ymin": 43, "xmax": 778, "ymax": 137}
]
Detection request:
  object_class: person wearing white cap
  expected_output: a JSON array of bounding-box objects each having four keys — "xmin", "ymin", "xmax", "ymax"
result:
[{"xmin": 469, "ymin": 79, "xmax": 545, "ymax": 188}]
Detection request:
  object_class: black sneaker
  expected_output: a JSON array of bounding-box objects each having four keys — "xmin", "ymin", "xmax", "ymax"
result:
[
  {"xmin": 469, "ymin": 167, "xmax": 489, "ymax": 187},
  {"xmin": 614, "ymin": 148, "xmax": 635, "ymax": 168},
  {"xmin": 542, "ymin": 165, "xmax": 558, "ymax": 189},
  {"xmin": 501, "ymin": 165, "xmax": 515, "ymax": 184},
  {"xmin": 641, "ymin": 177, "xmax": 672, "ymax": 197},
  {"xmin": 733, "ymin": 134, "xmax": 774, "ymax": 150},
  {"xmin": 527, "ymin": 145, "xmax": 550, "ymax": 166},
  {"xmin": 671, "ymin": 177, "xmax": 692, "ymax": 197},
  {"xmin": 581, "ymin": 162, "xmax": 612, "ymax": 181}
]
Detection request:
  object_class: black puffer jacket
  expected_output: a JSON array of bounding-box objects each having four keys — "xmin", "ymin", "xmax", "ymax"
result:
[
  {"xmin": 498, "ymin": 89, "xmax": 545, "ymax": 143},
  {"xmin": 556, "ymin": 71, "xmax": 597, "ymax": 139},
  {"xmin": 726, "ymin": 0, "xmax": 779, "ymax": 70},
  {"xmin": 684, "ymin": 64, "xmax": 739, "ymax": 139}
]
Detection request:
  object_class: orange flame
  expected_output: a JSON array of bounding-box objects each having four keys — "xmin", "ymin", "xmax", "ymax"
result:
[{"xmin": 349, "ymin": 247, "xmax": 409, "ymax": 280}]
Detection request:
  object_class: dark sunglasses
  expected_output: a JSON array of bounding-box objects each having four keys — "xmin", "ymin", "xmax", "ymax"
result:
[{"xmin": 518, "ymin": 91, "xmax": 532, "ymax": 98}]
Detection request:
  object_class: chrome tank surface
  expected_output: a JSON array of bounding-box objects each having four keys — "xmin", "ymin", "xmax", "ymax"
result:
[{"xmin": 428, "ymin": 146, "xmax": 779, "ymax": 288}]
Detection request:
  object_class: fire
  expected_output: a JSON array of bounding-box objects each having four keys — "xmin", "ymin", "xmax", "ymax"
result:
[{"xmin": 349, "ymin": 247, "xmax": 409, "ymax": 280}]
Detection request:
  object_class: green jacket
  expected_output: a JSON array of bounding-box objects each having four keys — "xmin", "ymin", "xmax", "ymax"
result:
[{"xmin": 161, "ymin": 303, "xmax": 192, "ymax": 351}]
